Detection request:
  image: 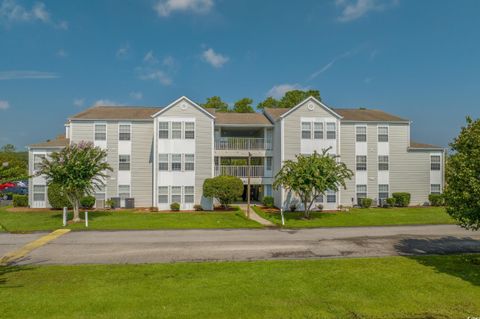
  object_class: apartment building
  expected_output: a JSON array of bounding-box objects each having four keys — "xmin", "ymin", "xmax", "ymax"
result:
[{"xmin": 28, "ymin": 96, "xmax": 445, "ymax": 210}]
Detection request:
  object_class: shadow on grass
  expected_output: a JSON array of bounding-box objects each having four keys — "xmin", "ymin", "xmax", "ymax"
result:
[
  {"xmin": 394, "ymin": 236, "xmax": 480, "ymax": 286},
  {"xmin": 0, "ymin": 265, "xmax": 32, "ymax": 289},
  {"xmin": 49, "ymin": 211, "xmax": 115, "ymax": 221}
]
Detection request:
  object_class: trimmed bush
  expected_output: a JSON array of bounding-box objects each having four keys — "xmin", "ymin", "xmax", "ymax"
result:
[
  {"xmin": 80, "ymin": 196, "xmax": 96, "ymax": 209},
  {"xmin": 392, "ymin": 192, "xmax": 411, "ymax": 207},
  {"xmin": 13, "ymin": 194, "xmax": 28, "ymax": 207},
  {"xmin": 429, "ymin": 194, "xmax": 444, "ymax": 206},
  {"xmin": 386, "ymin": 197, "xmax": 396, "ymax": 207},
  {"xmin": 360, "ymin": 198, "xmax": 373, "ymax": 208},
  {"xmin": 203, "ymin": 175, "xmax": 244, "ymax": 209},
  {"xmin": 194, "ymin": 204, "xmax": 203, "ymax": 211},
  {"xmin": 47, "ymin": 183, "xmax": 72, "ymax": 209},
  {"xmin": 316, "ymin": 204, "xmax": 324, "ymax": 211},
  {"xmin": 289, "ymin": 203, "xmax": 297, "ymax": 212},
  {"xmin": 262, "ymin": 196, "xmax": 274, "ymax": 208},
  {"xmin": 170, "ymin": 202, "xmax": 180, "ymax": 211}
]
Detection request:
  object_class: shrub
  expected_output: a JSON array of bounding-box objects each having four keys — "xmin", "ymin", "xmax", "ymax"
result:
[
  {"xmin": 429, "ymin": 194, "xmax": 444, "ymax": 206},
  {"xmin": 194, "ymin": 204, "xmax": 203, "ymax": 211},
  {"xmin": 106, "ymin": 199, "xmax": 115, "ymax": 209},
  {"xmin": 392, "ymin": 192, "xmax": 411, "ymax": 207},
  {"xmin": 289, "ymin": 203, "xmax": 297, "ymax": 212},
  {"xmin": 316, "ymin": 204, "xmax": 324, "ymax": 211},
  {"xmin": 80, "ymin": 196, "xmax": 96, "ymax": 209},
  {"xmin": 203, "ymin": 175, "xmax": 244, "ymax": 209},
  {"xmin": 386, "ymin": 197, "xmax": 396, "ymax": 207},
  {"xmin": 47, "ymin": 183, "xmax": 72, "ymax": 209},
  {"xmin": 262, "ymin": 196, "xmax": 274, "ymax": 208},
  {"xmin": 13, "ymin": 194, "xmax": 28, "ymax": 207},
  {"xmin": 360, "ymin": 198, "xmax": 373, "ymax": 208},
  {"xmin": 170, "ymin": 202, "xmax": 180, "ymax": 211}
]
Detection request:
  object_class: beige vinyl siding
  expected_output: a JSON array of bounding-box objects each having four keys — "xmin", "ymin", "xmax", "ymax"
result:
[
  {"xmin": 339, "ymin": 123, "xmax": 355, "ymax": 205},
  {"xmin": 106, "ymin": 122, "xmax": 118, "ymax": 199},
  {"xmin": 28, "ymin": 150, "xmax": 33, "ymax": 207},
  {"xmin": 272, "ymin": 120, "xmax": 283, "ymax": 207},
  {"xmin": 70, "ymin": 121, "xmax": 93, "ymax": 143},
  {"xmin": 131, "ymin": 122, "xmax": 154, "ymax": 207},
  {"xmin": 367, "ymin": 124, "xmax": 378, "ymax": 201}
]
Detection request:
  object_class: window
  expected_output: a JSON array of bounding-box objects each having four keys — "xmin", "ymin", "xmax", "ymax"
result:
[
  {"xmin": 118, "ymin": 185, "xmax": 130, "ymax": 200},
  {"xmin": 326, "ymin": 122, "xmax": 336, "ymax": 139},
  {"xmin": 264, "ymin": 185, "xmax": 273, "ymax": 197},
  {"xmin": 301, "ymin": 122, "xmax": 311, "ymax": 139},
  {"xmin": 378, "ymin": 155, "xmax": 389, "ymax": 171},
  {"xmin": 33, "ymin": 185, "xmax": 46, "ymax": 201},
  {"xmin": 184, "ymin": 122, "xmax": 195, "ymax": 139},
  {"xmin": 326, "ymin": 190, "xmax": 336, "ymax": 203},
  {"xmin": 94, "ymin": 124, "xmax": 106, "ymax": 141},
  {"xmin": 184, "ymin": 186, "xmax": 194, "ymax": 203},
  {"xmin": 266, "ymin": 157, "xmax": 272, "ymax": 171},
  {"xmin": 172, "ymin": 122, "xmax": 182, "ymax": 139},
  {"xmin": 379, "ymin": 184, "xmax": 389, "ymax": 200},
  {"xmin": 159, "ymin": 122, "xmax": 169, "ymax": 139},
  {"xmin": 159, "ymin": 154, "xmax": 169, "ymax": 171},
  {"xmin": 314, "ymin": 122, "xmax": 324, "ymax": 139},
  {"xmin": 378, "ymin": 126, "xmax": 389, "ymax": 142},
  {"xmin": 158, "ymin": 186, "xmax": 169, "ymax": 203},
  {"xmin": 33, "ymin": 154, "xmax": 45, "ymax": 171},
  {"xmin": 315, "ymin": 194, "xmax": 324, "ymax": 203},
  {"xmin": 185, "ymin": 154, "xmax": 195, "ymax": 171},
  {"xmin": 431, "ymin": 184, "xmax": 441, "ymax": 194},
  {"xmin": 356, "ymin": 185, "xmax": 367, "ymax": 201},
  {"xmin": 356, "ymin": 126, "xmax": 367, "ymax": 142},
  {"xmin": 119, "ymin": 155, "xmax": 130, "ymax": 171},
  {"xmin": 431, "ymin": 155, "xmax": 441, "ymax": 170},
  {"xmin": 171, "ymin": 186, "xmax": 182, "ymax": 203},
  {"xmin": 171, "ymin": 154, "xmax": 182, "ymax": 171},
  {"xmin": 119, "ymin": 124, "xmax": 131, "ymax": 141},
  {"xmin": 356, "ymin": 156, "xmax": 367, "ymax": 171}
]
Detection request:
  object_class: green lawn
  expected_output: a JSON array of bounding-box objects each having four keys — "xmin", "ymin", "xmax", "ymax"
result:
[
  {"xmin": 1, "ymin": 254, "xmax": 479, "ymax": 318},
  {"xmin": 0, "ymin": 207, "xmax": 262, "ymax": 232},
  {"xmin": 254, "ymin": 206, "xmax": 455, "ymax": 228}
]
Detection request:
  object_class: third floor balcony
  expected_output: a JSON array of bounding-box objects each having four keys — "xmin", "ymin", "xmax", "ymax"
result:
[{"xmin": 214, "ymin": 137, "xmax": 272, "ymax": 151}]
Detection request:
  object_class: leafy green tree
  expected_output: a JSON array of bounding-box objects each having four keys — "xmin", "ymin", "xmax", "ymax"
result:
[
  {"xmin": 0, "ymin": 151, "xmax": 28, "ymax": 184},
  {"xmin": 47, "ymin": 183, "xmax": 73, "ymax": 209},
  {"xmin": 201, "ymin": 96, "xmax": 229, "ymax": 112},
  {"xmin": 279, "ymin": 90, "xmax": 321, "ymax": 108},
  {"xmin": 233, "ymin": 98, "xmax": 254, "ymax": 113},
  {"xmin": 38, "ymin": 142, "xmax": 112, "ymax": 222},
  {"xmin": 257, "ymin": 96, "xmax": 279, "ymax": 109},
  {"xmin": 444, "ymin": 117, "xmax": 480, "ymax": 230},
  {"xmin": 1, "ymin": 144, "xmax": 16, "ymax": 152},
  {"xmin": 273, "ymin": 149, "xmax": 353, "ymax": 218},
  {"xmin": 203, "ymin": 175, "xmax": 244, "ymax": 208}
]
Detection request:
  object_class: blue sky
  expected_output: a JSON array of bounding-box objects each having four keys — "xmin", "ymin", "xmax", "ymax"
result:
[{"xmin": 0, "ymin": 0, "xmax": 479, "ymax": 149}]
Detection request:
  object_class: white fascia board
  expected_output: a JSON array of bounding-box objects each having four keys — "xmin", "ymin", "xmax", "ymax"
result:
[
  {"xmin": 151, "ymin": 96, "xmax": 216, "ymax": 119},
  {"xmin": 279, "ymin": 96, "xmax": 343, "ymax": 120}
]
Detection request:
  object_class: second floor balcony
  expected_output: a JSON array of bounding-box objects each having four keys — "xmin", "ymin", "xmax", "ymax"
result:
[
  {"xmin": 215, "ymin": 165, "xmax": 270, "ymax": 178},
  {"xmin": 214, "ymin": 137, "xmax": 272, "ymax": 151}
]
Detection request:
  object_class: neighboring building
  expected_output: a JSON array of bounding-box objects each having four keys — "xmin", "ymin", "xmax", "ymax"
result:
[{"xmin": 28, "ymin": 96, "xmax": 445, "ymax": 210}]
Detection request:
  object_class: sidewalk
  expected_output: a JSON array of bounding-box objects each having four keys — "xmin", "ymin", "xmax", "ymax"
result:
[{"xmin": 238, "ymin": 204, "xmax": 275, "ymax": 226}]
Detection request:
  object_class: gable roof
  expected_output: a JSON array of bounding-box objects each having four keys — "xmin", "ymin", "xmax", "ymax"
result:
[
  {"xmin": 29, "ymin": 134, "xmax": 69, "ymax": 149},
  {"xmin": 151, "ymin": 96, "xmax": 215, "ymax": 119},
  {"xmin": 70, "ymin": 106, "xmax": 161, "ymax": 120},
  {"xmin": 214, "ymin": 112, "xmax": 272, "ymax": 126},
  {"xmin": 278, "ymin": 96, "xmax": 343, "ymax": 120},
  {"xmin": 409, "ymin": 141, "xmax": 444, "ymax": 150}
]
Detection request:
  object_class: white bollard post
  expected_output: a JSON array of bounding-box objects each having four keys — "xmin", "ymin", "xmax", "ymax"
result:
[
  {"xmin": 63, "ymin": 207, "xmax": 67, "ymax": 227},
  {"xmin": 280, "ymin": 208, "xmax": 285, "ymax": 226},
  {"xmin": 85, "ymin": 211, "xmax": 88, "ymax": 228}
]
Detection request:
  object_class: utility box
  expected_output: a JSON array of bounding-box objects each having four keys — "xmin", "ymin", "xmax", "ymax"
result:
[
  {"xmin": 111, "ymin": 197, "xmax": 121, "ymax": 209},
  {"xmin": 125, "ymin": 198, "xmax": 135, "ymax": 209},
  {"xmin": 96, "ymin": 199, "xmax": 105, "ymax": 209}
]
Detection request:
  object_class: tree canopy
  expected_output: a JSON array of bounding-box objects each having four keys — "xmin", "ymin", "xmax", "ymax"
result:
[
  {"xmin": 256, "ymin": 89, "xmax": 321, "ymax": 109},
  {"xmin": 256, "ymin": 96, "xmax": 279, "ymax": 109},
  {"xmin": 1, "ymin": 144, "xmax": 16, "ymax": 152},
  {"xmin": 201, "ymin": 96, "xmax": 229, "ymax": 112},
  {"xmin": 0, "ymin": 146, "xmax": 28, "ymax": 184},
  {"xmin": 233, "ymin": 98, "xmax": 255, "ymax": 113}
]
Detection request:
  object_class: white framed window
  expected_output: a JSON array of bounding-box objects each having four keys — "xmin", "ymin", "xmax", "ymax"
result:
[
  {"xmin": 119, "ymin": 155, "xmax": 130, "ymax": 171},
  {"xmin": 356, "ymin": 155, "xmax": 367, "ymax": 171},
  {"xmin": 315, "ymin": 194, "xmax": 324, "ymax": 203},
  {"xmin": 266, "ymin": 157, "xmax": 272, "ymax": 171},
  {"xmin": 171, "ymin": 154, "xmax": 182, "ymax": 171},
  {"xmin": 184, "ymin": 186, "xmax": 194, "ymax": 203},
  {"xmin": 118, "ymin": 185, "xmax": 130, "ymax": 200},
  {"xmin": 172, "ymin": 122, "xmax": 182, "ymax": 139},
  {"xmin": 119, "ymin": 124, "xmax": 131, "ymax": 141},
  {"xmin": 33, "ymin": 154, "xmax": 45, "ymax": 171},
  {"xmin": 356, "ymin": 126, "xmax": 367, "ymax": 142},
  {"xmin": 185, "ymin": 154, "xmax": 195, "ymax": 171},
  {"xmin": 94, "ymin": 123, "xmax": 107, "ymax": 141},
  {"xmin": 326, "ymin": 122, "xmax": 336, "ymax": 139},
  {"xmin": 33, "ymin": 185, "xmax": 46, "ymax": 201},
  {"xmin": 159, "ymin": 154, "xmax": 169, "ymax": 171},
  {"xmin": 264, "ymin": 184, "xmax": 273, "ymax": 197},
  {"xmin": 184, "ymin": 122, "xmax": 195, "ymax": 139},
  {"xmin": 378, "ymin": 155, "xmax": 389, "ymax": 171},
  {"xmin": 378, "ymin": 126, "xmax": 389, "ymax": 142},
  {"xmin": 379, "ymin": 184, "xmax": 389, "ymax": 200},
  {"xmin": 326, "ymin": 190, "xmax": 336, "ymax": 203},
  {"xmin": 158, "ymin": 186, "xmax": 169, "ymax": 203},
  {"xmin": 431, "ymin": 155, "xmax": 441, "ymax": 171},
  {"xmin": 171, "ymin": 186, "xmax": 182, "ymax": 203},
  {"xmin": 431, "ymin": 184, "xmax": 441, "ymax": 194},
  {"xmin": 159, "ymin": 122, "xmax": 169, "ymax": 139},
  {"xmin": 301, "ymin": 122, "xmax": 311, "ymax": 139},
  {"xmin": 314, "ymin": 122, "xmax": 324, "ymax": 139},
  {"xmin": 356, "ymin": 185, "xmax": 367, "ymax": 200}
]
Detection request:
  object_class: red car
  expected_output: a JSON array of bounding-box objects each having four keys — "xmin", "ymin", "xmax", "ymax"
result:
[{"xmin": 0, "ymin": 182, "xmax": 16, "ymax": 191}]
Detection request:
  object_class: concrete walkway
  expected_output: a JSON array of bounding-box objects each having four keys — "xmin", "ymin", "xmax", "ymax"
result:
[{"xmin": 237, "ymin": 203, "xmax": 275, "ymax": 226}]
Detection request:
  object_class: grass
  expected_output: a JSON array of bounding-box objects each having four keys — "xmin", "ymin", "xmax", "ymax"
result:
[
  {"xmin": 0, "ymin": 206, "xmax": 262, "ymax": 232},
  {"xmin": 254, "ymin": 206, "xmax": 456, "ymax": 228},
  {"xmin": 1, "ymin": 254, "xmax": 479, "ymax": 318}
]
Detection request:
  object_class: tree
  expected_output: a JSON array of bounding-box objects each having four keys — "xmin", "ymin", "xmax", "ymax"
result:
[
  {"xmin": 233, "ymin": 98, "xmax": 254, "ymax": 113},
  {"xmin": 38, "ymin": 142, "xmax": 112, "ymax": 222},
  {"xmin": 203, "ymin": 175, "xmax": 244, "ymax": 208},
  {"xmin": 257, "ymin": 96, "xmax": 279, "ymax": 109},
  {"xmin": 0, "ymin": 151, "xmax": 28, "ymax": 184},
  {"xmin": 444, "ymin": 116, "xmax": 480, "ymax": 230},
  {"xmin": 273, "ymin": 149, "xmax": 353, "ymax": 218},
  {"xmin": 279, "ymin": 90, "xmax": 321, "ymax": 108},
  {"xmin": 201, "ymin": 96, "xmax": 229, "ymax": 112},
  {"xmin": 1, "ymin": 144, "xmax": 16, "ymax": 152}
]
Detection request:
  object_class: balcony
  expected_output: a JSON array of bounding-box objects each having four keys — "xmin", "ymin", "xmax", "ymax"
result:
[
  {"xmin": 214, "ymin": 137, "xmax": 272, "ymax": 151},
  {"xmin": 215, "ymin": 165, "xmax": 267, "ymax": 177}
]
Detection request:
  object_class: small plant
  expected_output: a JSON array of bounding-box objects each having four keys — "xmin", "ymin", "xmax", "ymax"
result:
[
  {"xmin": 13, "ymin": 194, "xmax": 28, "ymax": 207},
  {"xmin": 170, "ymin": 202, "xmax": 180, "ymax": 211},
  {"xmin": 386, "ymin": 197, "xmax": 396, "ymax": 207},
  {"xmin": 262, "ymin": 196, "xmax": 274, "ymax": 208},
  {"xmin": 429, "ymin": 194, "xmax": 444, "ymax": 206},
  {"xmin": 316, "ymin": 204, "xmax": 324, "ymax": 211},
  {"xmin": 289, "ymin": 203, "xmax": 297, "ymax": 212},
  {"xmin": 105, "ymin": 199, "xmax": 115, "ymax": 209},
  {"xmin": 193, "ymin": 204, "xmax": 203, "ymax": 211},
  {"xmin": 360, "ymin": 198, "xmax": 373, "ymax": 208},
  {"xmin": 392, "ymin": 192, "xmax": 411, "ymax": 207},
  {"xmin": 80, "ymin": 195, "xmax": 96, "ymax": 209}
]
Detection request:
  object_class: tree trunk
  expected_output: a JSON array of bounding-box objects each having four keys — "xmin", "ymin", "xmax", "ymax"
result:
[
  {"xmin": 304, "ymin": 199, "xmax": 310, "ymax": 219},
  {"xmin": 72, "ymin": 200, "xmax": 81, "ymax": 223}
]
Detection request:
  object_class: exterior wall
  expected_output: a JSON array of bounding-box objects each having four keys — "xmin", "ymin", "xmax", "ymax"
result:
[
  {"xmin": 28, "ymin": 148, "xmax": 60, "ymax": 208},
  {"xmin": 272, "ymin": 120, "xmax": 283, "ymax": 207},
  {"xmin": 131, "ymin": 122, "xmax": 154, "ymax": 207},
  {"xmin": 339, "ymin": 123, "xmax": 356, "ymax": 205}
]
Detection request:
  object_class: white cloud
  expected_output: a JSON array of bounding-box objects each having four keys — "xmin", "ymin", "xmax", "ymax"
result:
[
  {"xmin": 56, "ymin": 49, "xmax": 67, "ymax": 58},
  {"xmin": 154, "ymin": 0, "xmax": 213, "ymax": 17},
  {"xmin": 0, "ymin": 70, "xmax": 59, "ymax": 80},
  {"xmin": 73, "ymin": 98, "xmax": 84, "ymax": 107},
  {"xmin": 116, "ymin": 43, "xmax": 130, "ymax": 59},
  {"xmin": 162, "ymin": 55, "xmax": 176, "ymax": 68},
  {"xmin": 202, "ymin": 48, "xmax": 229, "ymax": 68},
  {"xmin": 143, "ymin": 50, "xmax": 158, "ymax": 64},
  {"xmin": 335, "ymin": 0, "xmax": 398, "ymax": 22},
  {"xmin": 309, "ymin": 50, "xmax": 355, "ymax": 80},
  {"xmin": 0, "ymin": 100, "xmax": 9, "ymax": 110},
  {"xmin": 136, "ymin": 67, "xmax": 172, "ymax": 86},
  {"xmin": 0, "ymin": 0, "xmax": 68, "ymax": 29},
  {"xmin": 267, "ymin": 84, "xmax": 308, "ymax": 99},
  {"xmin": 129, "ymin": 91, "xmax": 143, "ymax": 100},
  {"xmin": 93, "ymin": 99, "xmax": 123, "ymax": 107}
]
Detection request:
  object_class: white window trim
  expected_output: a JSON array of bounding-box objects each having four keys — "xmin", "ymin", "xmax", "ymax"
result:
[
  {"xmin": 118, "ymin": 154, "xmax": 131, "ymax": 171},
  {"xmin": 118, "ymin": 122, "xmax": 132, "ymax": 141},
  {"xmin": 184, "ymin": 186, "xmax": 195, "ymax": 204},
  {"xmin": 355, "ymin": 125, "xmax": 368, "ymax": 142},
  {"xmin": 326, "ymin": 122, "xmax": 336, "ymax": 140},
  {"xmin": 94, "ymin": 122, "xmax": 107, "ymax": 141},
  {"xmin": 377, "ymin": 125, "xmax": 389, "ymax": 142}
]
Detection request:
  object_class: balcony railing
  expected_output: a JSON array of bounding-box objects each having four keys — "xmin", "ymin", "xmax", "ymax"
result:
[
  {"xmin": 215, "ymin": 165, "xmax": 267, "ymax": 177},
  {"xmin": 215, "ymin": 137, "xmax": 272, "ymax": 151}
]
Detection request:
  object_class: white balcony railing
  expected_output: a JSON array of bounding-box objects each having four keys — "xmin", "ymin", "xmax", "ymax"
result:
[
  {"xmin": 214, "ymin": 137, "xmax": 272, "ymax": 151},
  {"xmin": 215, "ymin": 165, "xmax": 267, "ymax": 177}
]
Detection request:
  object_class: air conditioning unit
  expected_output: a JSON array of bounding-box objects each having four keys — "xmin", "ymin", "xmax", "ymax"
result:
[{"xmin": 96, "ymin": 199, "xmax": 105, "ymax": 209}]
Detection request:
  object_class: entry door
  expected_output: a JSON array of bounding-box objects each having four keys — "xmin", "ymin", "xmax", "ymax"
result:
[{"xmin": 32, "ymin": 185, "xmax": 46, "ymax": 208}]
